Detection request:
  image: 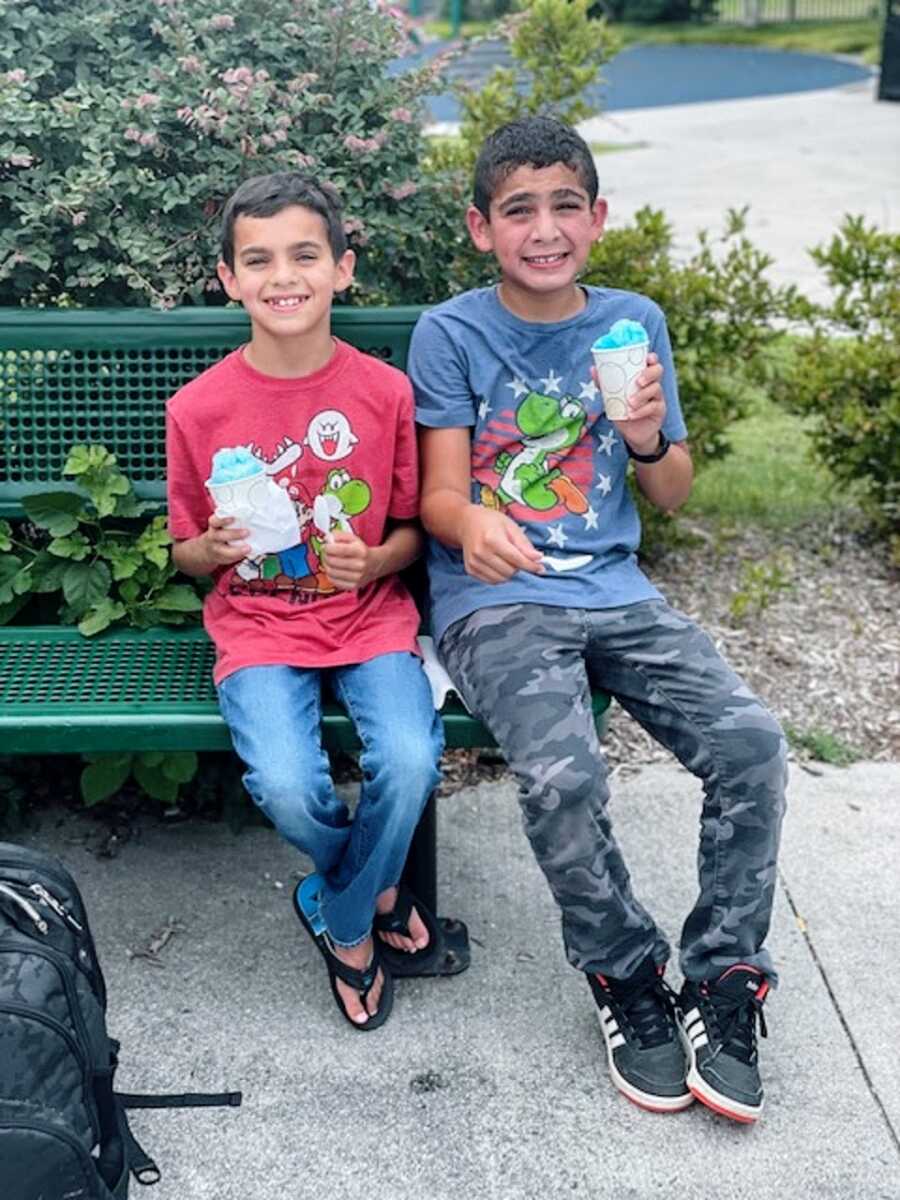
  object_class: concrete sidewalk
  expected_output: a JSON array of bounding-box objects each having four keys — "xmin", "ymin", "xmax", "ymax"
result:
[{"xmin": 17, "ymin": 758, "xmax": 900, "ymax": 1199}]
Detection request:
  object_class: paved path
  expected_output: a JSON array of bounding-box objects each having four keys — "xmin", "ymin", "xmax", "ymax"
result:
[
  {"xmin": 18, "ymin": 759, "xmax": 900, "ymax": 1199},
  {"xmin": 412, "ymin": 40, "xmax": 873, "ymax": 120}
]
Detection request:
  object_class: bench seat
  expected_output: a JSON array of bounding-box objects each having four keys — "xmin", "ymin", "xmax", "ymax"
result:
[{"xmin": 0, "ymin": 625, "xmax": 613, "ymax": 756}]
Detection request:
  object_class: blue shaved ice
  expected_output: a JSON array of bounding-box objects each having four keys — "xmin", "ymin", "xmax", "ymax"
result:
[
  {"xmin": 592, "ymin": 319, "xmax": 649, "ymax": 351},
  {"xmin": 207, "ymin": 446, "xmax": 263, "ymax": 485}
]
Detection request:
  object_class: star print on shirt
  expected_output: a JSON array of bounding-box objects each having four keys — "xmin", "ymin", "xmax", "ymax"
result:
[
  {"xmin": 579, "ymin": 378, "xmax": 599, "ymax": 403},
  {"xmin": 506, "ymin": 377, "xmax": 528, "ymax": 400},
  {"xmin": 582, "ymin": 506, "xmax": 600, "ymax": 530},
  {"xmin": 546, "ymin": 523, "xmax": 568, "ymax": 548},
  {"xmin": 541, "ymin": 368, "xmax": 563, "ymax": 395},
  {"xmin": 595, "ymin": 474, "xmax": 612, "ymax": 496},
  {"xmin": 478, "ymin": 399, "xmax": 492, "ymax": 421},
  {"xmin": 597, "ymin": 431, "xmax": 617, "ymax": 457}
]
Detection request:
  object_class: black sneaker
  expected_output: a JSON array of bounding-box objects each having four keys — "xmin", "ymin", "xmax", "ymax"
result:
[
  {"xmin": 588, "ymin": 956, "xmax": 693, "ymax": 1113},
  {"xmin": 679, "ymin": 965, "xmax": 770, "ymax": 1123}
]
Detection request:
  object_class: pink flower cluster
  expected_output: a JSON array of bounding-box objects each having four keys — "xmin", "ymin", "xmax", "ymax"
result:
[
  {"xmin": 390, "ymin": 107, "xmax": 413, "ymax": 124},
  {"xmin": 209, "ymin": 13, "xmax": 236, "ymax": 30},
  {"xmin": 386, "ymin": 180, "xmax": 418, "ymax": 202},
  {"xmin": 343, "ymin": 130, "xmax": 388, "ymax": 156},
  {"xmin": 123, "ymin": 128, "xmax": 159, "ymax": 147},
  {"xmin": 4, "ymin": 69, "xmax": 27, "ymax": 85},
  {"xmin": 7, "ymin": 152, "xmax": 34, "ymax": 168},
  {"xmin": 178, "ymin": 55, "xmax": 202, "ymax": 74}
]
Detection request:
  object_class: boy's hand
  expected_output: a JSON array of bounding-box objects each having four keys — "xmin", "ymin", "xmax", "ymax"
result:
[
  {"xmin": 459, "ymin": 505, "xmax": 544, "ymax": 584},
  {"xmin": 321, "ymin": 530, "xmax": 378, "ymax": 591},
  {"xmin": 203, "ymin": 514, "xmax": 250, "ymax": 565},
  {"xmin": 593, "ymin": 352, "xmax": 666, "ymax": 456}
]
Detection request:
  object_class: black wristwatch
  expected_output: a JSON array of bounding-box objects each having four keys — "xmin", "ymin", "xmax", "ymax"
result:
[{"xmin": 626, "ymin": 430, "xmax": 670, "ymax": 464}]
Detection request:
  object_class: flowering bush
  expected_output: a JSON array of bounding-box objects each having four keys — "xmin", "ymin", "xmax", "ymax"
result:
[{"xmin": 0, "ymin": 0, "xmax": 467, "ymax": 305}]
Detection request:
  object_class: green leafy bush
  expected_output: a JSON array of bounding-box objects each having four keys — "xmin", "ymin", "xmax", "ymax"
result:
[
  {"xmin": 0, "ymin": 445, "xmax": 203, "ymax": 633},
  {"xmin": 775, "ymin": 217, "xmax": 900, "ymax": 553},
  {"xmin": 453, "ymin": 0, "xmax": 620, "ymax": 171},
  {"xmin": 0, "ymin": 0, "xmax": 466, "ymax": 306}
]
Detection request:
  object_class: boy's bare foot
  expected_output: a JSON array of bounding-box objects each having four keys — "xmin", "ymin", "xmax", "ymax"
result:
[
  {"xmin": 331, "ymin": 936, "xmax": 385, "ymax": 1026},
  {"xmin": 375, "ymin": 886, "xmax": 430, "ymax": 954}
]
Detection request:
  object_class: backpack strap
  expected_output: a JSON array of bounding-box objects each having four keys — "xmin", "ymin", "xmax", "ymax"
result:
[{"xmin": 117, "ymin": 1091, "xmax": 243, "ymax": 1110}]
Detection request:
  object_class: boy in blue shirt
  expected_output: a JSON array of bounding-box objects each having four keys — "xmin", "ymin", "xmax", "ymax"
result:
[{"xmin": 409, "ymin": 117, "xmax": 786, "ymax": 1121}]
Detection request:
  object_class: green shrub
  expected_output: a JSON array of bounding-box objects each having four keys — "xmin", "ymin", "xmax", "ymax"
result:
[
  {"xmin": 0, "ymin": 444, "xmax": 203, "ymax": 633},
  {"xmin": 776, "ymin": 217, "xmax": 900, "ymax": 550},
  {"xmin": 454, "ymin": 0, "xmax": 621, "ymax": 172},
  {"xmin": 0, "ymin": 0, "xmax": 466, "ymax": 306}
]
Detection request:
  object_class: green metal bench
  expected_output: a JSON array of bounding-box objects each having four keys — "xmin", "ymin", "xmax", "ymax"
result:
[{"xmin": 0, "ymin": 307, "xmax": 611, "ymax": 973}]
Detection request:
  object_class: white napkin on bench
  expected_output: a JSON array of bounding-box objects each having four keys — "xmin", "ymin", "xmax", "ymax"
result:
[{"xmin": 417, "ymin": 635, "xmax": 471, "ymax": 713}]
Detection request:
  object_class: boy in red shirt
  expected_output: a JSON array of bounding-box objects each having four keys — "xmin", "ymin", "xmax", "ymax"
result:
[{"xmin": 166, "ymin": 174, "xmax": 444, "ymax": 1031}]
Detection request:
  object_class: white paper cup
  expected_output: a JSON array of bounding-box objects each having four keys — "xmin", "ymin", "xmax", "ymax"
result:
[
  {"xmin": 206, "ymin": 472, "xmax": 299, "ymax": 556},
  {"xmin": 591, "ymin": 341, "xmax": 649, "ymax": 421}
]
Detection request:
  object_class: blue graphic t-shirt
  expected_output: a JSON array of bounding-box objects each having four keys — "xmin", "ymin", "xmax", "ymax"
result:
[{"xmin": 409, "ymin": 285, "xmax": 688, "ymax": 645}]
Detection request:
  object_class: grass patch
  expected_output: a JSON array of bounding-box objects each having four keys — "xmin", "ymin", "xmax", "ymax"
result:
[
  {"xmin": 784, "ymin": 724, "xmax": 863, "ymax": 766},
  {"xmin": 422, "ymin": 15, "xmax": 881, "ymax": 65},
  {"xmin": 617, "ymin": 18, "xmax": 880, "ymax": 63},
  {"xmin": 589, "ymin": 140, "xmax": 649, "ymax": 154},
  {"xmin": 684, "ymin": 389, "xmax": 862, "ymax": 532}
]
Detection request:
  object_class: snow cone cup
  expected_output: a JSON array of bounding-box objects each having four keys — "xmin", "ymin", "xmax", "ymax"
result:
[
  {"xmin": 591, "ymin": 341, "xmax": 649, "ymax": 421},
  {"xmin": 205, "ymin": 471, "xmax": 298, "ymax": 557}
]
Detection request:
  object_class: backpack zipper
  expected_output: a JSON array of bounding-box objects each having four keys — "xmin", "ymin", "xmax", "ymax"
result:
[
  {"xmin": 0, "ymin": 881, "xmax": 48, "ymax": 934},
  {"xmin": 29, "ymin": 882, "xmax": 85, "ymax": 932},
  {"xmin": 0, "ymin": 858, "xmax": 106, "ymax": 1007}
]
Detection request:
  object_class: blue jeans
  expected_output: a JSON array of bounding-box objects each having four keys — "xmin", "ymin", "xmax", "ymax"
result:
[{"xmin": 217, "ymin": 653, "xmax": 444, "ymax": 947}]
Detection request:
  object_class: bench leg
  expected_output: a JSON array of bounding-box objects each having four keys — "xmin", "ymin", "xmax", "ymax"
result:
[{"xmin": 400, "ymin": 790, "xmax": 470, "ymax": 977}]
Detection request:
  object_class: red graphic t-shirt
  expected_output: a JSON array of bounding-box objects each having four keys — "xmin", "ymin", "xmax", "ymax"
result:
[{"xmin": 166, "ymin": 339, "xmax": 421, "ymax": 684}]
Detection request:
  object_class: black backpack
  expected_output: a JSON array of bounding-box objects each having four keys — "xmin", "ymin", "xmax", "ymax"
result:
[{"xmin": 0, "ymin": 842, "xmax": 241, "ymax": 1200}]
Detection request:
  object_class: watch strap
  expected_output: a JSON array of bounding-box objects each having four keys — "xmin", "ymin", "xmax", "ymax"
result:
[{"xmin": 626, "ymin": 430, "xmax": 670, "ymax": 464}]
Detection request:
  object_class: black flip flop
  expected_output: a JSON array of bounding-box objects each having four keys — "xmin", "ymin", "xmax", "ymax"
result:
[
  {"xmin": 374, "ymin": 884, "xmax": 443, "ymax": 978},
  {"xmin": 293, "ymin": 874, "xmax": 394, "ymax": 1032}
]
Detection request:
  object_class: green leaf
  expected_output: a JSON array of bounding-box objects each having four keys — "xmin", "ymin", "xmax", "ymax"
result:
[
  {"xmin": 0, "ymin": 521, "xmax": 12, "ymax": 552},
  {"xmin": 159, "ymin": 751, "xmax": 198, "ymax": 784},
  {"xmin": 135, "ymin": 518, "xmax": 172, "ymax": 572},
  {"xmin": 30, "ymin": 551, "xmax": 71, "ymax": 593},
  {"xmin": 103, "ymin": 544, "xmax": 144, "ymax": 581},
  {"xmin": 22, "ymin": 491, "xmax": 83, "ymax": 534},
  {"xmin": 80, "ymin": 756, "xmax": 132, "ymax": 806},
  {"xmin": 77, "ymin": 598, "xmax": 126, "ymax": 636},
  {"xmin": 62, "ymin": 560, "xmax": 111, "ymax": 609},
  {"xmin": 0, "ymin": 595, "xmax": 29, "ymax": 626},
  {"xmin": 64, "ymin": 444, "xmax": 117, "ymax": 477},
  {"xmin": 0, "ymin": 555, "xmax": 23, "ymax": 604},
  {"xmin": 155, "ymin": 585, "xmax": 203, "ymax": 612},
  {"xmin": 48, "ymin": 533, "xmax": 91, "ymax": 561},
  {"xmin": 133, "ymin": 758, "xmax": 179, "ymax": 804}
]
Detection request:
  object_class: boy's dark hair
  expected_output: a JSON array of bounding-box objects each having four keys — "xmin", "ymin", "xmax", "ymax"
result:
[
  {"xmin": 472, "ymin": 117, "xmax": 599, "ymax": 217},
  {"xmin": 220, "ymin": 172, "xmax": 348, "ymax": 267}
]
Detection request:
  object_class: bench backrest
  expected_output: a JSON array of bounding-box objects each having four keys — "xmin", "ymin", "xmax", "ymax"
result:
[{"xmin": 0, "ymin": 306, "xmax": 425, "ymax": 518}]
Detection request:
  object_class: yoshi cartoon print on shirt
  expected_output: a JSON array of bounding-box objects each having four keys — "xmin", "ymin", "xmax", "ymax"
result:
[{"xmin": 471, "ymin": 369, "xmax": 626, "ymax": 577}]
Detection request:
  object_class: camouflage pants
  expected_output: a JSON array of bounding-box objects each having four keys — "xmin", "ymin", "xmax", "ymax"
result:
[{"xmin": 440, "ymin": 601, "xmax": 787, "ymax": 984}]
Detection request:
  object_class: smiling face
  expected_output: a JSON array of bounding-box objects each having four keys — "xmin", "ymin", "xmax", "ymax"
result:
[
  {"xmin": 466, "ymin": 163, "xmax": 607, "ymax": 320},
  {"xmin": 216, "ymin": 204, "xmax": 354, "ymax": 368}
]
